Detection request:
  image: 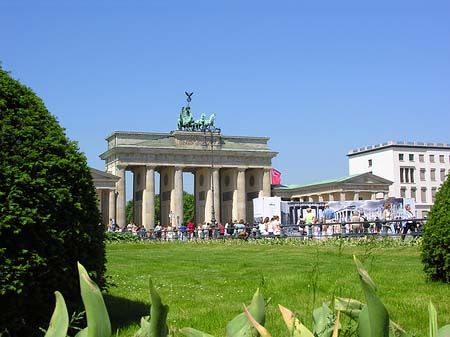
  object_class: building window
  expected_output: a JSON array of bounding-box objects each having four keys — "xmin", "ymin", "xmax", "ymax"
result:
[
  {"xmin": 432, "ymin": 188, "xmax": 437, "ymax": 202},
  {"xmin": 430, "ymin": 154, "xmax": 435, "ymax": 163},
  {"xmin": 421, "ymin": 188, "xmax": 427, "ymax": 203},
  {"xmin": 399, "ymin": 153, "xmax": 404, "ymax": 161},
  {"xmin": 400, "ymin": 167, "xmax": 414, "ymax": 183},
  {"xmin": 419, "ymin": 154, "xmax": 424, "ymax": 163},
  {"xmin": 441, "ymin": 169, "xmax": 446, "ymax": 182},
  {"xmin": 368, "ymin": 159, "xmax": 372, "ymax": 167},
  {"xmin": 420, "ymin": 169, "xmax": 426, "ymax": 181},
  {"xmin": 439, "ymin": 155, "xmax": 445, "ymax": 163},
  {"xmin": 400, "ymin": 188, "xmax": 406, "ymax": 198},
  {"xmin": 409, "ymin": 154, "xmax": 414, "ymax": 161},
  {"xmin": 431, "ymin": 169, "xmax": 436, "ymax": 181},
  {"xmin": 411, "ymin": 188, "xmax": 416, "ymax": 200}
]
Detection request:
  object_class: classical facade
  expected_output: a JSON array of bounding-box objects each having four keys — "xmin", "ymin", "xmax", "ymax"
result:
[
  {"xmin": 90, "ymin": 168, "xmax": 120, "ymax": 225},
  {"xmin": 348, "ymin": 141, "xmax": 450, "ymax": 217},
  {"xmin": 271, "ymin": 172, "xmax": 392, "ymax": 202},
  {"xmin": 99, "ymin": 131, "xmax": 277, "ymax": 229}
]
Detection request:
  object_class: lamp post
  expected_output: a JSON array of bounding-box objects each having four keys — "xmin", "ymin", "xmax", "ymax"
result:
[{"xmin": 202, "ymin": 126, "xmax": 221, "ymax": 226}]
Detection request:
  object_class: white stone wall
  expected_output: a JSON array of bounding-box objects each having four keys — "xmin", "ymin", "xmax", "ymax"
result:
[{"xmin": 348, "ymin": 142, "xmax": 450, "ymax": 217}]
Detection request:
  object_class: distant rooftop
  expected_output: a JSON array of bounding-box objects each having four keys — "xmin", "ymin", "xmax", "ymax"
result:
[
  {"xmin": 273, "ymin": 173, "xmax": 362, "ymax": 190},
  {"xmin": 348, "ymin": 140, "xmax": 450, "ymax": 156}
]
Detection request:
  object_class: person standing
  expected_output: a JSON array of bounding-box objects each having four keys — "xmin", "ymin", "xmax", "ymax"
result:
[
  {"xmin": 351, "ymin": 211, "xmax": 363, "ymax": 235},
  {"xmin": 401, "ymin": 204, "xmax": 416, "ymax": 240},
  {"xmin": 321, "ymin": 204, "xmax": 335, "ymax": 236},
  {"xmin": 304, "ymin": 208, "xmax": 316, "ymax": 238},
  {"xmin": 383, "ymin": 202, "xmax": 394, "ymax": 235}
]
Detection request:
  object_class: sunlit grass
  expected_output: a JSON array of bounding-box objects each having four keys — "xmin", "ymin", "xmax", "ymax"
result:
[{"xmin": 104, "ymin": 239, "xmax": 450, "ymax": 337}]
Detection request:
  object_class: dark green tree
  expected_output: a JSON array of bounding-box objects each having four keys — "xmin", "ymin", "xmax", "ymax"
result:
[
  {"xmin": 0, "ymin": 66, "xmax": 106, "ymax": 336},
  {"xmin": 155, "ymin": 194, "xmax": 160, "ymax": 224},
  {"xmin": 126, "ymin": 199, "xmax": 134, "ymax": 224},
  {"xmin": 421, "ymin": 174, "xmax": 450, "ymax": 282},
  {"xmin": 184, "ymin": 191, "xmax": 194, "ymax": 224}
]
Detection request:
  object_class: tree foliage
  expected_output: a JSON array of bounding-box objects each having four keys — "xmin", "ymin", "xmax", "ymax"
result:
[
  {"xmin": 184, "ymin": 191, "xmax": 194, "ymax": 224},
  {"xmin": 421, "ymin": 173, "xmax": 450, "ymax": 282},
  {"xmin": 126, "ymin": 199, "xmax": 134, "ymax": 224},
  {"xmin": 0, "ymin": 66, "xmax": 106, "ymax": 336}
]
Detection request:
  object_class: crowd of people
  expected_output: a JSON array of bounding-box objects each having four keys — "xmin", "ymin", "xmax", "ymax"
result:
[{"xmin": 106, "ymin": 203, "xmax": 422, "ymax": 241}]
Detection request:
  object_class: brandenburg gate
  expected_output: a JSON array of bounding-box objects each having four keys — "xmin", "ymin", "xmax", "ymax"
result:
[{"xmin": 99, "ymin": 95, "xmax": 278, "ymax": 229}]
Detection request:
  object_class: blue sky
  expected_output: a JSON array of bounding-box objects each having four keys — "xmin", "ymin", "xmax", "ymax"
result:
[{"xmin": 2, "ymin": 0, "xmax": 450, "ymax": 194}]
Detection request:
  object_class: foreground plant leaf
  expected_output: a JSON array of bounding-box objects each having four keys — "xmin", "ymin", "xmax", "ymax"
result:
[
  {"xmin": 135, "ymin": 279, "xmax": 169, "ymax": 337},
  {"xmin": 44, "ymin": 291, "xmax": 69, "ymax": 337},
  {"xmin": 75, "ymin": 262, "xmax": 111, "ymax": 337},
  {"xmin": 437, "ymin": 325, "xmax": 450, "ymax": 337},
  {"xmin": 244, "ymin": 304, "xmax": 271, "ymax": 337},
  {"xmin": 337, "ymin": 297, "xmax": 411, "ymax": 337},
  {"xmin": 313, "ymin": 302, "xmax": 336, "ymax": 337},
  {"xmin": 354, "ymin": 256, "xmax": 389, "ymax": 337},
  {"xmin": 332, "ymin": 310, "xmax": 340, "ymax": 337},
  {"xmin": 335, "ymin": 297, "xmax": 364, "ymax": 321},
  {"xmin": 225, "ymin": 288, "xmax": 265, "ymax": 337},
  {"xmin": 179, "ymin": 327, "xmax": 216, "ymax": 337},
  {"xmin": 429, "ymin": 301, "xmax": 450, "ymax": 337},
  {"xmin": 278, "ymin": 304, "xmax": 314, "ymax": 337},
  {"xmin": 430, "ymin": 301, "xmax": 438, "ymax": 337}
]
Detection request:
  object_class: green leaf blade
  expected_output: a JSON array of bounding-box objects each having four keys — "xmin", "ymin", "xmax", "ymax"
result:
[{"xmin": 44, "ymin": 291, "xmax": 69, "ymax": 337}]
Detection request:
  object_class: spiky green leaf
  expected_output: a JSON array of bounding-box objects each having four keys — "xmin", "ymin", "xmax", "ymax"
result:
[
  {"xmin": 179, "ymin": 327, "xmax": 216, "ymax": 337},
  {"xmin": 354, "ymin": 256, "xmax": 389, "ymax": 337},
  {"xmin": 225, "ymin": 288, "xmax": 265, "ymax": 337},
  {"xmin": 437, "ymin": 324, "xmax": 450, "ymax": 337},
  {"xmin": 76, "ymin": 262, "xmax": 111, "ymax": 337},
  {"xmin": 313, "ymin": 302, "xmax": 336, "ymax": 337},
  {"xmin": 278, "ymin": 304, "xmax": 314, "ymax": 337},
  {"xmin": 429, "ymin": 301, "xmax": 438, "ymax": 337},
  {"xmin": 134, "ymin": 279, "xmax": 169, "ymax": 337},
  {"xmin": 44, "ymin": 291, "xmax": 69, "ymax": 337}
]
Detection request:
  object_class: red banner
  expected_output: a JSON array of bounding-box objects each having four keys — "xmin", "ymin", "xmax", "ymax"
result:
[{"xmin": 271, "ymin": 168, "xmax": 281, "ymax": 185}]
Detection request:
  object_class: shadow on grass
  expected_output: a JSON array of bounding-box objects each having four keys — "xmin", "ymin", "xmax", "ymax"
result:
[{"xmin": 103, "ymin": 294, "xmax": 149, "ymax": 332}]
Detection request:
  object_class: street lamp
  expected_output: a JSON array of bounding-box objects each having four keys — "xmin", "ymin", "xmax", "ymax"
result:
[{"xmin": 202, "ymin": 125, "xmax": 221, "ymax": 226}]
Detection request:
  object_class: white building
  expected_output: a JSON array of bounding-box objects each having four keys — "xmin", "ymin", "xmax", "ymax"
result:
[{"xmin": 347, "ymin": 141, "xmax": 450, "ymax": 218}]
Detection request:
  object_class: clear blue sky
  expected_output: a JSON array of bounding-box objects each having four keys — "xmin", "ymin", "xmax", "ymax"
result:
[{"xmin": 2, "ymin": 0, "xmax": 450, "ymax": 193}]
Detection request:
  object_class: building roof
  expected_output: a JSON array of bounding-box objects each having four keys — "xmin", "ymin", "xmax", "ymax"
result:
[
  {"xmin": 347, "ymin": 140, "xmax": 450, "ymax": 156},
  {"xmin": 273, "ymin": 172, "xmax": 392, "ymax": 191},
  {"xmin": 274, "ymin": 174, "xmax": 363, "ymax": 190}
]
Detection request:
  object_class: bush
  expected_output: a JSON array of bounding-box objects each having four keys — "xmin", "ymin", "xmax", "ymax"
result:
[
  {"xmin": 0, "ymin": 66, "xmax": 106, "ymax": 336},
  {"xmin": 421, "ymin": 174, "xmax": 450, "ymax": 282}
]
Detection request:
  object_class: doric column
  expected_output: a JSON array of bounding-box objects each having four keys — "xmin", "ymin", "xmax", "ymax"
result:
[
  {"xmin": 108, "ymin": 189, "xmax": 116, "ymax": 224},
  {"xmin": 318, "ymin": 195, "xmax": 324, "ymax": 202},
  {"xmin": 142, "ymin": 166, "xmax": 155, "ymax": 230},
  {"xmin": 371, "ymin": 192, "xmax": 376, "ymax": 200},
  {"xmin": 115, "ymin": 166, "xmax": 126, "ymax": 228},
  {"xmin": 340, "ymin": 192, "xmax": 346, "ymax": 201},
  {"xmin": 328, "ymin": 193, "xmax": 334, "ymax": 201},
  {"xmin": 172, "ymin": 166, "xmax": 184, "ymax": 227},
  {"xmin": 261, "ymin": 168, "xmax": 271, "ymax": 197},
  {"xmin": 213, "ymin": 168, "xmax": 220, "ymax": 223},
  {"xmin": 233, "ymin": 168, "xmax": 246, "ymax": 222},
  {"xmin": 353, "ymin": 192, "xmax": 360, "ymax": 200}
]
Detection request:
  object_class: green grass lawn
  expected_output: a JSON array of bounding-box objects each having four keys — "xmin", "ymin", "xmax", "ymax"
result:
[{"xmin": 104, "ymin": 239, "xmax": 450, "ymax": 336}]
